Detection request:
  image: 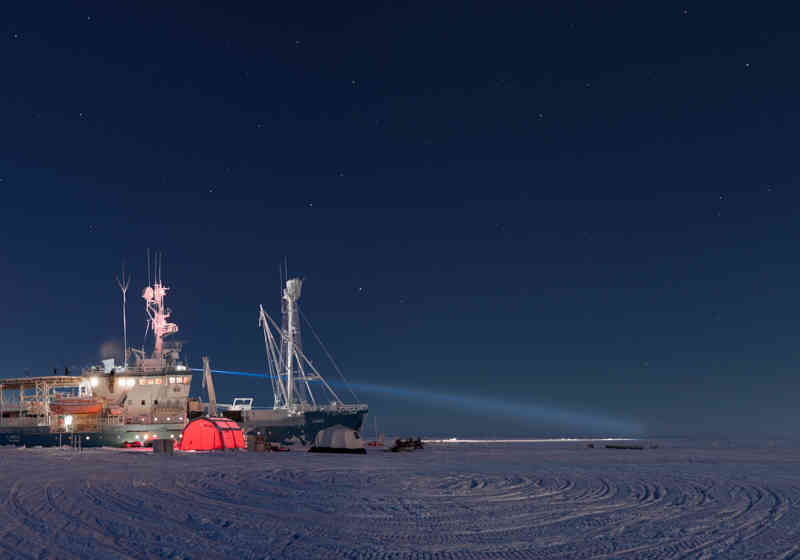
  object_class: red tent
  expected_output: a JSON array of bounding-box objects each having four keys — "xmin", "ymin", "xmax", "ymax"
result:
[{"xmin": 178, "ymin": 417, "xmax": 245, "ymax": 451}]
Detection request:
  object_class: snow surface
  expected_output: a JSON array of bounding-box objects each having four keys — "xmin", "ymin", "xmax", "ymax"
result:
[{"xmin": 0, "ymin": 440, "xmax": 799, "ymax": 559}]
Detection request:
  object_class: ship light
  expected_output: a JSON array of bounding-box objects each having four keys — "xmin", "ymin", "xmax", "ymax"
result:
[
  {"xmin": 152, "ymin": 434, "xmax": 158, "ymax": 439},
  {"xmin": 90, "ymin": 377, "xmax": 99, "ymax": 387},
  {"xmin": 135, "ymin": 435, "xmax": 140, "ymax": 439},
  {"xmin": 166, "ymin": 417, "xmax": 171, "ymax": 421},
  {"xmin": 85, "ymin": 436, "xmax": 90, "ymax": 440},
  {"xmin": 144, "ymin": 435, "xmax": 149, "ymax": 440},
  {"xmin": 154, "ymin": 417, "xmax": 158, "ymax": 421},
  {"xmin": 176, "ymin": 365, "xmax": 186, "ymax": 371},
  {"xmin": 170, "ymin": 434, "xmax": 174, "ymax": 438},
  {"xmin": 63, "ymin": 415, "xmax": 73, "ymax": 427}
]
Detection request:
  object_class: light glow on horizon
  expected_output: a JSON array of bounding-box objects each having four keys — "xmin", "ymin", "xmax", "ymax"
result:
[{"xmin": 194, "ymin": 366, "xmax": 644, "ymax": 435}]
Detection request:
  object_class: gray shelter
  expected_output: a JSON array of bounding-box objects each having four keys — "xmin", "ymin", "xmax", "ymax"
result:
[{"xmin": 308, "ymin": 424, "xmax": 366, "ymax": 454}]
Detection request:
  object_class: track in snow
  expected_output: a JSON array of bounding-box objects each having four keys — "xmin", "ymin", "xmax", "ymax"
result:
[{"xmin": 0, "ymin": 441, "xmax": 798, "ymax": 559}]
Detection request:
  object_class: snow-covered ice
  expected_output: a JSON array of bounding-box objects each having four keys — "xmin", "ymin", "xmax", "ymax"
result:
[{"xmin": 0, "ymin": 440, "xmax": 798, "ymax": 559}]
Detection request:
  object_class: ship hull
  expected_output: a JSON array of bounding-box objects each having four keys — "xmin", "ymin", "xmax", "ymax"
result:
[
  {"xmin": 238, "ymin": 408, "xmax": 367, "ymax": 445},
  {"xmin": 0, "ymin": 426, "xmax": 107, "ymax": 447},
  {"xmin": 0, "ymin": 422, "xmax": 185, "ymax": 448}
]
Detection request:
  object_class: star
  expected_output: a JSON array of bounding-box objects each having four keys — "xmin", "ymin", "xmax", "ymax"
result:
[
  {"xmin": 351, "ymin": 79, "xmax": 357, "ymax": 86},
  {"xmin": 744, "ymin": 63, "xmax": 751, "ymax": 69}
]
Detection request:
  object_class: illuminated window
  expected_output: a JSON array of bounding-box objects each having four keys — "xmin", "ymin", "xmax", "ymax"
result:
[
  {"xmin": 155, "ymin": 378, "xmax": 163, "ymax": 385},
  {"xmin": 168, "ymin": 376, "xmax": 175, "ymax": 384},
  {"xmin": 184, "ymin": 376, "xmax": 191, "ymax": 383}
]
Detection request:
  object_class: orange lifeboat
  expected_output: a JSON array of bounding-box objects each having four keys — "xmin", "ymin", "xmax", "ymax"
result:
[{"xmin": 51, "ymin": 397, "xmax": 102, "ymax": 415}]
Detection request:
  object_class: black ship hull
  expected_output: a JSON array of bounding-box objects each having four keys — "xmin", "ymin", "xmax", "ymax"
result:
[
  {"xmin": 0, "ymin": 426, "xmax": 107, "ymax": 447},
  {"xmin": 233, "ymin": 408, "xmax": 367, "ymax": 445}
]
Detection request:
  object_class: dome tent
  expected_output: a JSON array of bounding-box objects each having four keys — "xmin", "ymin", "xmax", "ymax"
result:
[
  {"xmin": 309, "ymin": 424, "xmax": 366, "ymax": 454},
  {"xmin": 178, "ymin": 417, "xmax": 245, "ymax": 451}
]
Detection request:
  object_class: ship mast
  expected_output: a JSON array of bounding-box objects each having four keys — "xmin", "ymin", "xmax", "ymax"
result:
[
  {"xmin": 260, "ymin": 277, "xmax": 345, "ymax": 411},
  {"xmin": 142, "ymin": 253, "xmax": 178, "ymax": 360},
  {"xmin": 116, "ymin": 264, "xmax": 130, "ymax": 368},
  {"xmin": 283, "ymin": 278, "xmax": 302, "ymax": 407}
]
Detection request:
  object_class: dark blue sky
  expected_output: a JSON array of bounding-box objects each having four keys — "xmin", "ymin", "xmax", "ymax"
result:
[{"xmin": 2, "ymin": 3, "xmax": 800, "ymax": 437}]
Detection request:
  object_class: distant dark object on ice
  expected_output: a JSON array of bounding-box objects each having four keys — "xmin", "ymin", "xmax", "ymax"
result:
[
  {"xmin": 152, "ymin": 439, "xmax": 175, "ymax": 455},
  {"xmin": 389, "ymin": 437, "xmax": 424, "ymax": 452},
  {"xmin": 308, "ymin": 425, "xmax": 366, "ymax": 454},
  {"xmin": 606, "ymin": 444, "xmax": 644, "ymax": 450},
  {"xmin": 247, "ymin": 435, "xmax": 290, "ymax": 452}
]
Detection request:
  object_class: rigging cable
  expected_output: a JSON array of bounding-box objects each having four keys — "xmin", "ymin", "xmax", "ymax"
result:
[{"xmin": 299, "ymin": 308, "xmax": 360, "ymax": 404}]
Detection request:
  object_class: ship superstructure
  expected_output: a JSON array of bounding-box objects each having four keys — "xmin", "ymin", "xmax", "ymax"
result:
[
  {"xmin": 0, "ymin": 262, "xmax": 193, "ymax": 447},
  {"xmin": 219, "ymin": 277, "xmax": 368, "ymax": 443}
]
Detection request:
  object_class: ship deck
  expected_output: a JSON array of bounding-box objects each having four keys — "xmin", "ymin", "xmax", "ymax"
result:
[{"xmin": 0, "ymin": 376, "xmax": 83, "ymax": 390}]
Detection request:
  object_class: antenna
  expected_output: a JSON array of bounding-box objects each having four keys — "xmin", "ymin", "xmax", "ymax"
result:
[
  {"xmin": 116, "ymin": 262, "xmax": 131, "ymax": 368},
  {"xmin": 143, "ymin": 250, "xmax": 179, "ymax": 360}
]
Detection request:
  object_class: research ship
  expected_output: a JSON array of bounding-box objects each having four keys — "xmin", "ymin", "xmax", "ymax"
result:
[
  {"xmin": 0, "ymin": 267, "xmax": 367, "ymax": 448},
  {"xmin": 216, "ymin": 277, "xmax": 368, "ymax": 444},
  {"xmin": 0, "ymin": 263, "xmax": 196, "ymax": 447}
]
